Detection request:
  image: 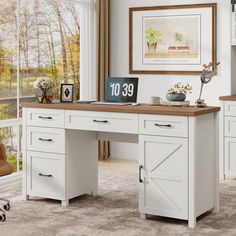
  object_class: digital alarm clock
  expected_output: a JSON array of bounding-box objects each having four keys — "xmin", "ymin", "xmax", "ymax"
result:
[{"xmin": 105, "ymin": 77, "xmax": 139, "ymax": 103}]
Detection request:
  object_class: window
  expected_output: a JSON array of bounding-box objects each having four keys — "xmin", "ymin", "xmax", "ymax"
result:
[
  {"xmin": 20, "ymin": 0, "xmax": 81, "ymax": 100},
  {"xmin": 0, "ymin": 0, "xmax": 82, "ymax": 175},
  {"xmin": 0, "ymin": 0, "xmax": 21, "ymax": 173},
  {"xmin": 0, "ymin": 0, "xmax": 18, "ymax": 120}
]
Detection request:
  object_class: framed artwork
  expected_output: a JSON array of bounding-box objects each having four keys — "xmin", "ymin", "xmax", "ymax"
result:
[
  {"xmin": 60, "ymin": 84, "xmax": 74, "ymax": 103},
  {"xmin": 129, "ymin": 4, "xmax": 217, "ymax": 75}
]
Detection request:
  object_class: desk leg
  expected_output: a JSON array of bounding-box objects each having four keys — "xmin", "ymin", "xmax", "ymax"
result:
[
  {"xmin": 140, "ymin": 213, "xmax": 146, "ymax": 219},
  {"xmin": 188, "ymin": 117, "xmax": 196, "ymax": 229},
  {"xmin": 91, "ymin": 190, "xmax": 98, "ymax": 196},
  {"xmin": 22, "ymin": 195, "xmax": 29, "ymax": 201},
  {"xmin": 219, "ymin": 101, "xmax": 225, "ymax": 181},
  {"xmin": 61, "ymin": 199, "xmax": 69, "ymax": 207},
  {"xmin": 214, "ymin": 112, "xmax": 220, "ymax": 213},
  {"xmin": 188, "ymin": 217, "xmax": 196, "ymax": 229}
]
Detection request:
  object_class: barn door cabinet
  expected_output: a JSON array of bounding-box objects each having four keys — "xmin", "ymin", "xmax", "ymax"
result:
[{"xmin": 138, "ymin": 113, "xmax": 219, "ymax": 228}]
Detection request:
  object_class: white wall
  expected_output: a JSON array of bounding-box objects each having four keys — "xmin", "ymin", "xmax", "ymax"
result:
[{"xmin": 110, "ymin": 0, "xmax": 232, "ymax": 160}]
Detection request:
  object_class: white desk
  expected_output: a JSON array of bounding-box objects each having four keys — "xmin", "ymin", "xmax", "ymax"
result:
[{"xmin": 22, "ymin": 103, "xmax": 220, "ymax": 228}]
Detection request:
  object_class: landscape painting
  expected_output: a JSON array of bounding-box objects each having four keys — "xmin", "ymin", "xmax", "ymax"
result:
[
  {"xmin": 143, "ymin": 15, "xmax": 201, "ymax": 65},
  {"xmin": 129, "ymin": 4, "xmax": 217, "ymax": 74}
]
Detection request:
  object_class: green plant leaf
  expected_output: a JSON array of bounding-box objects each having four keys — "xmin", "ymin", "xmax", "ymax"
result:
[
  {"xmin": 175, "ymin": 32, "xmax": 183, "ymax": 42},
  {"xmin": 145, "ymin": 27, "xmax": 162, "ymax": 44}
]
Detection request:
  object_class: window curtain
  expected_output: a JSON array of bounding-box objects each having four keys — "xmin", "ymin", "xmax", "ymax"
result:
[
  {"xmin": 96, "ymin": 0, "xmax": 110, "ymax": 160},
  {"xmin": 80, "ymin": 0, "xmax": 96, "ymax": 100}
]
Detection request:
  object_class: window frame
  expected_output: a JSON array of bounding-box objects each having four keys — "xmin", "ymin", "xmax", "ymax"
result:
[{"xmin": 1, "ymin": 0, "xmax": 95, "ymax": 181}]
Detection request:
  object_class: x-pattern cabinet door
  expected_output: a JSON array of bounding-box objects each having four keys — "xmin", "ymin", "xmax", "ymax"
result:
[{"xmin": 139, "ymin": 135, "xmax": 188, "ymax": 220}]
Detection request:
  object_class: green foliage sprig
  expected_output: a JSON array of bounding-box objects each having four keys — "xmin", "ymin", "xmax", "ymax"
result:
[{"xmin": 145, "ymin": 27, "xmax": 162, "ymax": 44}]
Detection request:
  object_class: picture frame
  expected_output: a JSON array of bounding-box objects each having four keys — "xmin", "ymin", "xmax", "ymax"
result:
[
  {"xmin": 129, "ymin": 3, "xmax": 217, "ymax": 75},
  {"xmin": 60, "ymin": 84, "xmax": 74, "ymax": 103}
]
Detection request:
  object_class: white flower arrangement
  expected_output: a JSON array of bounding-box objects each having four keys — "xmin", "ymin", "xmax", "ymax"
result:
[
  {"xmin": 167, "ymin": 82, "xmax": 192, "ymax": 95},
  {"xmin": 33, "ymin": 77, "xmax": 55, "ymax": 90}
]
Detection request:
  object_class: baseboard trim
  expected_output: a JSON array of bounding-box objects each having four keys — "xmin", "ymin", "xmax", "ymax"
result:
[
  {"xmin": 0, "ymin": 172, "xmax": 22, "ymax": 185},
  {"xmin": 110, "ymin": 156, "xmax": 138, "ymax": 161}
]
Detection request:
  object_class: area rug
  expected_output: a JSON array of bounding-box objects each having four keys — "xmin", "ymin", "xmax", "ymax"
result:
[{"xmin": 1, "ymin": 171, "xmax": 236, "ymax": 236}]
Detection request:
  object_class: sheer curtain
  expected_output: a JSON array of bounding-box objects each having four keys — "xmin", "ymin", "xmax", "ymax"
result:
[
  {"xmin": 96, "ymin": 0, "xmax": 110, "ymax": 160},
  {"xmin": 80, "ymin": 0, "xmax": 96, "ymax": 100}
]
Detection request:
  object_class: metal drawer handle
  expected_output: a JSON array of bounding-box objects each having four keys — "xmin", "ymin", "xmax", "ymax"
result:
[
  {"xmin": 139, "ymin": 165, "xmax": 143, "ymax": 183},
  {"xmin": 39, "ymin": 173, "xmax": 53, "ymax": 178},
  {"xmin": 93, "ymin": 119, "xmax": 108, "ymax": 123},
  {"xmin": 38, "ymin": 116, "xmax": 53, "ymax": 120},
  {"xmin": 38, "ymin": 138, "xmax": 53, "ymax": 142},
  {"xmin": 154, "ymin": 124, "xmax": 172, "ymax": 128}
]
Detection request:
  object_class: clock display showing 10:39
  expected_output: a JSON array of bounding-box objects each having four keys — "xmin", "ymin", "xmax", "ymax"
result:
[
  {"xmin": 110, "ymin": 83, "xmax": 134, "ymax": 97},
  {"xmin": 106, "ymin": 78, "xmax": 138, "ymax": 102}
]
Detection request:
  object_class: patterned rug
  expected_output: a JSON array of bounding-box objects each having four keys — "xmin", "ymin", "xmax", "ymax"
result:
[{"xmin": 1, "ymin": 171, "xmax": 236, "ymax": 236}]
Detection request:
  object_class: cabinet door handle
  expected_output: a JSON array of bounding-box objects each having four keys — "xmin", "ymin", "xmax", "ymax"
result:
[
  {"xmin": 38, "ymin": 138, "xmax": 53, "ymax": 142},
  {"xmin": 92, "ymin": 120, "xmax": 108, "ymax": 123},
  {"xmin": 154, "ymin": 124, "xmax": 172, "ymax": 128},
  {"xmin": 39, "ymin": 173, "xmax": 53, "ymax": 178},
  {"xmin": 139, "ymin": 165, "xmax": 143, "ymax": 183},
  {"xmin": 38, "ymin": 116, "xmax": 53, "ymax": 120}
]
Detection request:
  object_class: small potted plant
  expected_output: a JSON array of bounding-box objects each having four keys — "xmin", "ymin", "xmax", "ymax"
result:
[
  {"xmin": 166, "ymin": 82, "xmax": 192, "ymax": 101},
  {"xmin": 145, "ymin": 27, "xmax": 162, "ymax": 54},
  {"xmin": 33, "ymin": 77, "xmax": 55, "ymax": 103},
  {"xmin": 175, "ymin": 32, "xmax": 184, "ymax": 43}
]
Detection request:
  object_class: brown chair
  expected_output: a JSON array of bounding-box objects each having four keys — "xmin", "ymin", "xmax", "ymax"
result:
[
  {"xmin": 0, "ymin": 143, "xmax": 13, "ymax": 222},
  {"xmin": 0, "ymin": 143, "xmax": 13, "ymax": 177}
]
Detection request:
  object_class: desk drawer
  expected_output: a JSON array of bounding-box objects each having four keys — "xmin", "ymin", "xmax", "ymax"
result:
[
  {"xmin": 27, "ymin": 127, "xmax": 65, "ymax": 154},
  {"xmin": 224, "ymin": 101, "xmax": 236, "ymax": 116},
  {"xmin": 65, "ymin": 111, "xmax": 139, "ymax": 134},
  {"xmin": 27, "ymin": 108, "xmax": 64, "ymax": 128},
  {"xmin": 27, "ymin": 151, "xmax": 65, "ymax": 199},
  {"xmin": 139, "ymin": 115, "xmax": 188, "ymax": 137}
]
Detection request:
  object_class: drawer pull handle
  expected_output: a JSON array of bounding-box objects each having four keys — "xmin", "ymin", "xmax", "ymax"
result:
[
  {"xmin": 39, "ymin": 173, "xmax": 53, "ymax": 178},
  {"xmin": 38, "ymin": 138, "xmax": 53, "ymax": 142},
  {"xmin": 154, "ymin": 124, "xmax": 172, "ymax": 128},
  {"xmin": 92, "ymin": 119, "xmax": 108, "ymax": 123},
  {"xmin": 139, "ymin": 165, "xmax": 143, "ymax": 183},
  {"xmin": 38, "ymin": 116, "xmax": 53, "ymax": 120}
]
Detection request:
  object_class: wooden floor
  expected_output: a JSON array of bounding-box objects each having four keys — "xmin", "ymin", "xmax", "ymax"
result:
[
  {"xmin": 99, "ymin": 158, "xmax": 138, "ymax": 173},
  {"xmin": 224, "ymin": 178, "xmax": 236, "ymax": 185}
]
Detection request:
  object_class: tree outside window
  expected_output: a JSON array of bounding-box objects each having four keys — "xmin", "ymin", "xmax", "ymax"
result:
[{"xmin": 0, "ymin": 0, "xmax": 80, "ymax": 173}]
